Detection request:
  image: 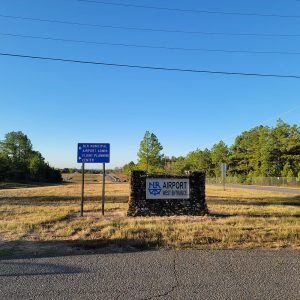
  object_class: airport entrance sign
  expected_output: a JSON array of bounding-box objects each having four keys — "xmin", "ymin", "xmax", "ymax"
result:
[
  {"xmin": 77, "ymin": 143, "xmax": 110, "ymax": 163},
  {"xmin": 146, "ymin": 178, "xmax": 190, "ymax": 200}
]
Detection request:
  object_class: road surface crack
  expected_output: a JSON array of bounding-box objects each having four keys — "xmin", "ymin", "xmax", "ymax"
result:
[{"xmin": 141, "ymin": 251, "xmax": 179, "ymax": 300}]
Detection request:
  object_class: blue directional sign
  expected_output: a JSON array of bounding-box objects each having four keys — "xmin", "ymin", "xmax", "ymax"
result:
[{"xmin": 77, "ymin": 143, "xmax": 110, "ymax": 163}]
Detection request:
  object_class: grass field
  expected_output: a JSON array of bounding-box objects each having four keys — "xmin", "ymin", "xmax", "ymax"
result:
[
  {"xmin": 0, "ymin": 181, "xmax": 299, "ymax": 255},
  {"xmin": 62, "ymin": 172, "xmax": 102, "ymax": 183}
]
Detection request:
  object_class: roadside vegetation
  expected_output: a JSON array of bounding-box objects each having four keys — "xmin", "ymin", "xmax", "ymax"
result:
[
  {"xmin": 1, "ymin": 121, "xmax": 300, "ymax": 255},
  {"xmin": 123, "ymin": 120, "xmax": 300, "ymax": 184},
  {"xmin": 0, "ymin": 131, "xmax": 61, "ymax": 183},
  {"xmin": 0, "ymin": 181, "xmax": 299, "ymax": 255}
]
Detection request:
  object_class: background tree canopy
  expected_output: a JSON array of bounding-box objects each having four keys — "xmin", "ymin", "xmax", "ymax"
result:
[
  {"xmin": 0, "ymin": 131, "xmax": 62, "ymax": 183},
  {"xmin": 123, "ymin": 120, "xmax": 300, "ymax": 181}
]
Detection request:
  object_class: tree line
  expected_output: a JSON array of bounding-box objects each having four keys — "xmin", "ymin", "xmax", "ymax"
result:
[
  {"xmin": 0, "ymin": 131, "xmax": 62, "ymax": 183},
  {"xmin": 122, "ymin": 120, "xmax": 300, "ymax": 182}
]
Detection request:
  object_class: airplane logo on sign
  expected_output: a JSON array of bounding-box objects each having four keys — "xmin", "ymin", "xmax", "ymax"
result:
[{"xmin": 148, "ymin": 182, "xmax": 162, "ymax": 196}]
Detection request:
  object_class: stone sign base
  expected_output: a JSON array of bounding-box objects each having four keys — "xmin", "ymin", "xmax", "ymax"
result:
[{"xmin": 127, "ymin": 171, "xmax": 208, "ymax": 217}]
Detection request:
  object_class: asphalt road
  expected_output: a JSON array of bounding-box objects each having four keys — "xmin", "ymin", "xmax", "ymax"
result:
[
  {"xmin": 105, "ymin": 174, "xmax": 115, "ymax": 182},
  {"xmin": 106, "ymin": 174, "xmax": 126, "ymax": 183},
  {"xmin": 210, "ymin": 184, "xmax": 300, "ymax": 195},
  {"xmin": 1, "ymin": 250, "xmax": 299, "ymax": 299}
]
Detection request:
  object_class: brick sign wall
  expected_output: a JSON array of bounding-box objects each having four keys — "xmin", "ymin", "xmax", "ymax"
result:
[{"xmin": 127, "ymin": 171, "xmax": 208, "ymax": 216}]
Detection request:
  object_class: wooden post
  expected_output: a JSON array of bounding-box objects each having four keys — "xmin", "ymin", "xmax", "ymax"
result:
[
  {"xmin": 102, "ymin": 163, "xmax": 106, "ymax": 215},
  {"xmin": 81, "ymin": 163, "xmax": 85, "ymax": 217}
]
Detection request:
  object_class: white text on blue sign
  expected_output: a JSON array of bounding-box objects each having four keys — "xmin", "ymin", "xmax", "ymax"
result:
[{"xmin": 77, "ymin": 143, "xmax": 110, "ymax": 163}]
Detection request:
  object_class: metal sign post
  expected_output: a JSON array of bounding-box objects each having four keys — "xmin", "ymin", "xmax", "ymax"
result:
[
  {"xmin": 77, "ymin": 143, "xmax": 110, "ymax": 216},
  {"xmin": 102, "ymin": 163, "xmax": 106, "ymax": 215},
  {"xmin": 81, "ymin": 163, "xmax": 85, "ymax": 217},
  {"xmin": 221, "ymin": 163, "xmax": 227, "ymax": 191}
]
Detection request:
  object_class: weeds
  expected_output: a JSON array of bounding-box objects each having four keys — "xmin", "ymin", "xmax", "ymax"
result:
[{"xmin": 0, "ymin": 183, "xmax": 299, "ymax": 253}]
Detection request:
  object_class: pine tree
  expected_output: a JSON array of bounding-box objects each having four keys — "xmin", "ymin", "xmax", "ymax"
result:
[{"xmin": 137, "ymin": 131, "xmax": 163, "ymax": 173}]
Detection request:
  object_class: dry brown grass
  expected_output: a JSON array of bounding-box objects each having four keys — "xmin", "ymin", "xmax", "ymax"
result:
[
  {"xmin": 62, "ymin": 173, "xmax": 103, "ymax": 183},
  {"xmin": 0, "ymin": 182, "xmax": 299, "ymax": 255}
]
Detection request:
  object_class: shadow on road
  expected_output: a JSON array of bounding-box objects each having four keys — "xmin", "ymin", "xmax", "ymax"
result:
[{"xmin": 0, "ymin": 261, "xmax": 83, "ymax": 277}]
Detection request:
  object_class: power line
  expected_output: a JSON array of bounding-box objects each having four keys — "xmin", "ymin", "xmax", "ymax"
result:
[
  {"xmin": 2, "ymin": 32, "xmax": 300, "ymax": 56},
  {"xmin": 206, "ymin": 104, "xmax": 300, "ymax": 148},
  {"xmin": 1, "ymin": 14, "xmax": 300, "ymax": 39},
  {"xmin": 77, "ymin": 0, "xmax": 300, "ymax": 19},
  {"xmin": 1, "ymin": 52, "xmax": 300, "ymax": 79}
]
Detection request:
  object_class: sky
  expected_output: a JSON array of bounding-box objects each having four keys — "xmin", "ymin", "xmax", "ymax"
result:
[{"xmin": 1, "ymin": 0, "xmax": 300, "ymax": 169}]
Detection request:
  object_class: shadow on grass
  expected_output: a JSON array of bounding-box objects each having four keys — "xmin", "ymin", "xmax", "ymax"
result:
[
  {"xmin": 4, "ymin": 194, "xmax": 300, "ymax": 206},
  {"xmin": 0, "ymin": 182, "xmax": 69, "ymax": 190},
  {"xmin": 0, "ymin": 238, "xmax": 160, "ymax": 260},
  {"xmin": 209, "ymin": 211, "xmax": 300, "ymax": 218},
  {"xmin": 0, "ymin": 181, "xmax": 125, "ymax": 190},
  {"xmin": 207, "ymin": 196, "xmax": 300, "ymax": 207},
  {"xmin": 0, "ymin": 195, "xmax": 129, "ymax": 204}
]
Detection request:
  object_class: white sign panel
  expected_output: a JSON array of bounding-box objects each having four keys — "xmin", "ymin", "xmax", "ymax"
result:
[
  {"xmin": 221, "ymin": 163, "xmax": 227, "ymax": 177},
  {"xmin": 146, "ymin": 178, "xmax": 190, "ymax": 200}
]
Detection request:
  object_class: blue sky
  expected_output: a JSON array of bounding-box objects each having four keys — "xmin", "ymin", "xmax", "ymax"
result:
[{"xmin": 1, "ymin": 0, "xmax": 300, "ymax": 169}]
